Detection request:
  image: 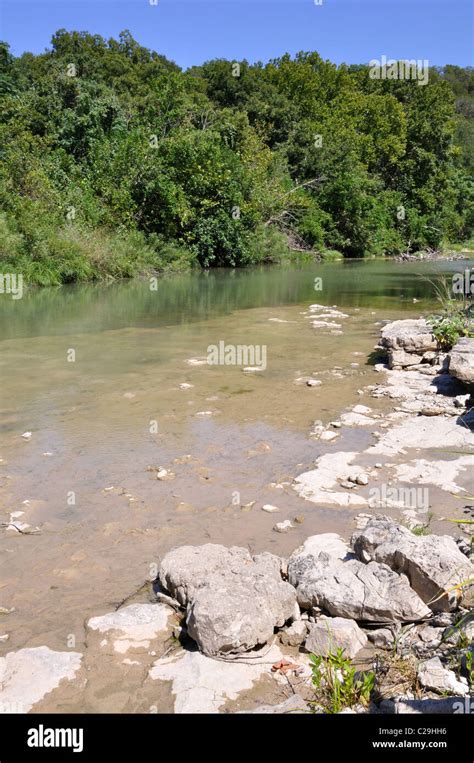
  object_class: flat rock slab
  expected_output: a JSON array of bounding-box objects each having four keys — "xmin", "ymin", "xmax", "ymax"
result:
[
  {"xmin": 87, "ymin": 603, "xmax": 173, "ymax": 654},
  {"xmin": 367, "ymin": 414, "xmax": 474, "ymax": 456},
  {"xmin": 148, "ymin": 644, "xmax": 287, "ymax": 713},
  {"xmin": 159, "ymin": 545, "xmax": 297, "ymax": 656},
  {"xmin": 289, "ymin": 533, "xmax": 352, "ymax": 563},
  {"xmin": 294, "ymin": 452, "xmax": 367, "ymax": 508},
  {"xmin": 352, "ymin": 516, "xmax": 474, "ymax": 612},
  {"xmin": 0, "ymin": 646, "xmax": 82, "ymax": 713},
  {"xmin": 305, "ymin": 617, "xmax": 367, "ymax": 658}
]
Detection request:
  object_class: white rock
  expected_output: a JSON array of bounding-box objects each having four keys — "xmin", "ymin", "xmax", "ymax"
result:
[
  {"xmin": 289, "ymin": 554, "xmax": 430, "ymax": 622},
  {"xmin": 289, "ymin": 534, "xmax": 352, "ymax": 563},
  {"xmin": 149, "ymin": 644, "xmax": 285, "ymax": 713},
  {"xmin": 418, "ymin": 657, "xmax": 469, "ymax": 696},
  {"xmin": 352, "ymin": 405, "xmax": 372, "ymax": 415},
  {"xmin": 352, "ymin": 516, "xmax": 474, "ymax": 612},
  {"xmin": 21, "ymin": 432, "xmax": 32, "ymax": 440},
  {"xmin": 262, "ymin": 504, "xmax": 280, "ymax": 513},
  {"xmin": 367, "ymin": 628, "xmax": 394, "ymax": 649},
  {"xmin": 279, "ymin": 620, "xmax": 308, "ymax": 647},
  {"xmin": 87, "ymin": 603, "xmax": 172, "ymax": 654},
  {"xmin": 179, "ymin": 383, "xmax": 194, "ymax": 390},
  {"xmin": 319, "ymin": 431, "xmax": 339, "ymax": 442},
  {"xmin": 294, "ymin": 452, "xmax": 368, "ymax": 508},
  {"xmin": 305, "ymin": 617, "xmax": 367, "ymax": 658},
  {"xmin": 0, "ymin": 647, "xmax": 82, "ymax": 713},
  {"xmin": 340, "ymin": 412, "xmax": 375, "ymax": 426},
  {"xmin": 159, "ymin": 545, "xmax": 296, "ymax": 656},
  {"xmin": 274, "ymin": 520, "xmax": 293, "ymax": 533}
]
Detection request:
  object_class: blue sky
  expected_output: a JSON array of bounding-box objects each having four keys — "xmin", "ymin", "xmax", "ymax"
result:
[{"xmin": 1, "ymin": 0, "xmax": 473, "ymax": 68}]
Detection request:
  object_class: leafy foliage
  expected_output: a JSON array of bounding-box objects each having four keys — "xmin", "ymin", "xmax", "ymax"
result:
[
  {"xmin": 0, "ymin": 32, "xmax": 472, "ymax": 284},
  {"xmin": 310, "ymin": 649, "xmax": 375, "ymax": 714}
]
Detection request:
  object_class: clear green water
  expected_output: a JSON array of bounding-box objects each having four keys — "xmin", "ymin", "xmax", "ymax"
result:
[{"xmin": 0, "ymin": 258, "xmax": 464, "ymax": 340}]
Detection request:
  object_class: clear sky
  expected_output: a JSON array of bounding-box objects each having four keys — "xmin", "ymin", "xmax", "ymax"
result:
[{"xmin": 1, "ymin": 0, "xmax": 473, "ymax": 69}]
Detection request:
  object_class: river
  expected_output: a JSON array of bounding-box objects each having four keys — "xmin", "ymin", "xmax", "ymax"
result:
[{"xmin": 0, "ymin": 257, "xmax": 471, "ymax": 710}]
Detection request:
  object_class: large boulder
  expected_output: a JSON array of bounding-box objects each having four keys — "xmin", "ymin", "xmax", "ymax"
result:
[
  {"xmin": 448, "ymin": 337, "xmax": 474, "ymax": 386},
  {"xmin": 305, "ymin": 616, "xmax": 367, "ymax": 658},
  {"xmin": 158, "ymin": 545, "xmax": 297, "ymax": 656},
  {"xmin": 380, "ymin": 320, "xmax": 438, "ymax": 369},
  {"xmin": 288, "ymin": 544, "xmax": 430, "ymax": 622},
  {"xmin": 352, "ymin": 516, "xmax": 474, "ymax": 612},
  {"xmin": 380, "ymin": 319, "xmax": 438, "ymax": 354}
]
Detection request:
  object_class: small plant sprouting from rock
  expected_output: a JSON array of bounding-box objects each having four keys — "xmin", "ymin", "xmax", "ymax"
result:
[
  {"xmin": 428, "ymin": 312, "xmax": 474, "ymax": 350},
  {"xmin": 309, "ymin": 649, "xmax": 375, "ymax": 714},
  {"xmin": 424, "ymin": 274, "xmax": 473, "ymax": 350}
]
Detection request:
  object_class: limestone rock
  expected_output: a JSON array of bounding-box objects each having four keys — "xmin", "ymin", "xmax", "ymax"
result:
[
  {"xmin": 279, "ymin": 620, "xmax": 308, "ymax": 647},
  {"xmin": 449, "ymin": 337, "xmax": 474, "ymax": 386},
  {"xmin": 352, "ymin": 516, "xmax": 474, "ymax": 612},
  {"xmin": 418, "ymin": 657, "xmax": 469, "ymax": 696},
  {"xmin": 288, "ymin": 551, "xmax": 430, "ymax": 622},
  {"xmin": 305, "ymin": 616, "xmax": 367, "ymax": 658},
  {"xmin": 380, "ymin": 320, "xmax": 437, "ymax": 354},
  {"xmin": 0, "ymin": 646, "xmax": 82, "ymax": 713},
  {"xmin": 159, "ymin": 545, "xmax": 296, "ymax": 656},
  {"xmin": 86, "ymin": 603, "xmax": 173, "ymax": 654}
]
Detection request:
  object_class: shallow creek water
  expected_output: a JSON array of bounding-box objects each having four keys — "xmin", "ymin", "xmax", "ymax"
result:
[{"xmin": 0, "ymin": 258, "xmax": 472, "ymax": 710}]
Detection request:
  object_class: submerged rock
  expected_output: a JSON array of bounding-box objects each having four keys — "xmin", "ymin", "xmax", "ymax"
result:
[
  {"xmin": 86, "ymin": 603, "xmax": 173, "ymax": 654},
  {"xmin": 0, "ymin": 646, "xmax": 82, "ymax": 713},
  {"xmin": 148, "ymin": 643, "xmax": 287, "ymax": 713},
  {"xmin": 159, "ymin": 545, "xmax": 297, "ymax": 656}
]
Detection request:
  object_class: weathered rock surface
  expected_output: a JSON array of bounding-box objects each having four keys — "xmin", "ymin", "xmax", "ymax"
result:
[
  {"xmin": 86, "ymin": 603, "xmax": 173, "ymax": 654},
  {"xmin": 449, "ymin": 337, "xmax": 474, "ymax": 386},
  {"xmin": 279, "ymin": 620, "xmax": 308, "ymax": 647},
  {"xmin": 305, "ymin": 616, "xmax": 367, "ymax": 658},
  {"xmin": 288, "ymin": 548, "xmax": 430, "ymax": 622},
  {"xmin": 294, "ymin": 452, "xmax": 368, "ymax": 508},
  {"xmin": 418, "ymin": 656, "xmax": 469, "ymax": 696},
  {"xmin": 159, "ymin": 545, "xmax": 297, "ymax": 656},
  {"xmin": 380, "ymin": 320, "xmax": 438, "ymax": 369},
  {"xmin": 0, "ymin": 646, "xmax": 82, "ymax": 713},
  {"xmin": 148, "ymin": 643, "xmax": 289, "ymax": 713},
  {"xmin": 352, "ymin": 516, "xmax": 474, "ymax": 612},
  {"xmin": 289, "ymin": 533, "xmax": 352, "ymax": 563},
  {"xmin": 367, "ymin": 628, "xmax": 395, "ymax": 650}
]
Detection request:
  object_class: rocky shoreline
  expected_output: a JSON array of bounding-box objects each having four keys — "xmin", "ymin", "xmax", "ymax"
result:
[{"xmin": 1, "ymin": 311, "xmax": 473, "ymax": 714}]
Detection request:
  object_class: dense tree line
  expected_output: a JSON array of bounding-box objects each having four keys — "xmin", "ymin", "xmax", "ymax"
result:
[{"xmin": 0, "ymin": 30, "xmax": 472, "ymax": 284}]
